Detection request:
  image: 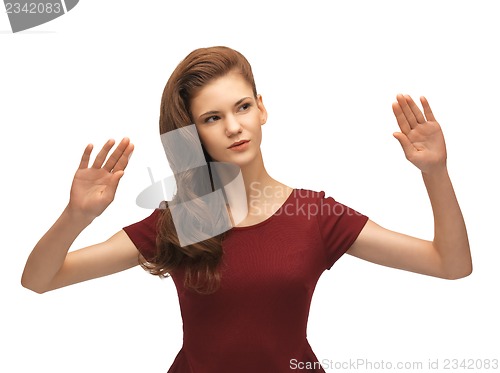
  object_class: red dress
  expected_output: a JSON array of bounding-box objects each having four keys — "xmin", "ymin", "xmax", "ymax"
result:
[{"xmin": 123, "ymin": 189, "xmax": 368, "ymax": 372}]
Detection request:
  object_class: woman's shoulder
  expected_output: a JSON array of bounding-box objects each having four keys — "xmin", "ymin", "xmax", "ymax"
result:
[
  {"xmin": 290, "ymin": 188, "xmax": 365, "ymax": 219},
  {"xmin": 292, "ymin": 188, "xmax": 329, "ymax": 201},
  {"xmin": 123, "ymin": 208, "xmax": 163, "ymax": 236}
]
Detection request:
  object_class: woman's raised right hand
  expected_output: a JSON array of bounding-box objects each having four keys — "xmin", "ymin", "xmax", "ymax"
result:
[{"xmin": 68, "ymin": 138, "xmax": 134, "ymax": 221}]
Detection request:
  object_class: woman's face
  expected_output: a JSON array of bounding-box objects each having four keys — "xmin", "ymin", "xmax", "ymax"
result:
[{"xmin": 190, "ymin": 71, "xmax": 267, "ymax": 168}]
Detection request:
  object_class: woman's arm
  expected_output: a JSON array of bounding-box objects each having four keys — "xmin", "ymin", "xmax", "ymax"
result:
[
  {"xmin": 347, "ymin": 95, "xmax": 472, "ymax": 279},
  {"xmin": 21, "ymin": 138, "xmax": 136, "ymax": 293}
]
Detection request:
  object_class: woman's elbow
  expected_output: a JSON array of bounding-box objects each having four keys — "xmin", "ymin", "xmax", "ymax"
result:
[
  {"xmin": 442, "ymin": 264, "xmax": 473, "ymax": 280},
  {"xmin": 21, "ymin": 275, "xmax": 49, "ymax": 294}
]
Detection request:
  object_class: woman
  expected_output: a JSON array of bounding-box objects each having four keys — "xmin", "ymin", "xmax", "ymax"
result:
[{"xmin": 21, "ymin": 46, "xmax": 472, "ymax": 372}]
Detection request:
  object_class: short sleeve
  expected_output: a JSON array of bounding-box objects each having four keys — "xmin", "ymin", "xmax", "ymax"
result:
[
  {"xmin": 122, "ymin": 209, "xmax": 161, "ymax": 262},
  {"xmin": 315, "ymin": 191, "xmax": 369, "ymax": 270}
]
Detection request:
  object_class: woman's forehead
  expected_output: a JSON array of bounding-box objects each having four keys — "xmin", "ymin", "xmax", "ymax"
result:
[{"xmin": 191, "ymin": 73, "xmax": 254, "ymax": 112}]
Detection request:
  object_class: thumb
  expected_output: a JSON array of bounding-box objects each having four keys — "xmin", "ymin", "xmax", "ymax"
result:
[
  {"xmin": 110, "ymin": 170, "xmax": 125, "ymax": 187},
  {"xmin": 393, "ymin": 132, "xmax": 415, "ymax": 159},
  {"xmin": 113, "ymin": 170, "xmax": 125, "ymax": 179}
]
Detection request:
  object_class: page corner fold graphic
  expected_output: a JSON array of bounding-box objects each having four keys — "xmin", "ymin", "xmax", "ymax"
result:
[{"xmin": 5, "ymin": 0, "xmax": 79, "ymax": 33}]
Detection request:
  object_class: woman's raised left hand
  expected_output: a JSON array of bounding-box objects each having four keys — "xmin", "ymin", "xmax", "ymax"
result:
[{"xmin": 392, "ymin": 94, "xmax": 447, "ymax": 174}]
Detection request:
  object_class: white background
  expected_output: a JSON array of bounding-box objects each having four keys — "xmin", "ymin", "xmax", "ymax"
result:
[{"xmin": 1, "ymin": 1, "xmax": 499, "ymax": 372}]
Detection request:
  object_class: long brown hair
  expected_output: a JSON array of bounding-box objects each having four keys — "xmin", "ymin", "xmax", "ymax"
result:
[{"xmin": 140, "ymin": 46, "xmax": 257, "ymax": 294}]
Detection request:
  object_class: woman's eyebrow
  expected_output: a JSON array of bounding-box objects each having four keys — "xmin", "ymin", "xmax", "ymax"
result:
[
  {"xmin": 198, "ymin": 97, "xmax": 252, "ymax": 120},
  {"xmin": 234, "ymin": 97, "xmax": 251, "ymax": 106}
]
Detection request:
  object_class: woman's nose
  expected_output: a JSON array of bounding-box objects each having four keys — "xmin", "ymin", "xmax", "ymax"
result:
[{"xmin": 224, "ymin": 115, "xmax": 242, "ymax": 136}]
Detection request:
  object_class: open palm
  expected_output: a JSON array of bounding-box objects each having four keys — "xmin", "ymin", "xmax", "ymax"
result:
[
  {"xmin": 392, "ymin": 94, "xmax": 447, "ymax": 174},
  {"xmin": 69, "ymin": 138, "xmax": 134, "ymax": 220}
]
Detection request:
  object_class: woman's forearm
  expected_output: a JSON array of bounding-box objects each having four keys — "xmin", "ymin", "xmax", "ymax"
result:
[
  {"xmin": 21, "ymin": 206, "xmax": 93, "ymax": 293},
  {"xmin": 422, "ymin": 167, "xmax": 472, "ymax": 279}
]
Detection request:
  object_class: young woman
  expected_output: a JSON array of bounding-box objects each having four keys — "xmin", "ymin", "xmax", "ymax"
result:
[{"xmin": 21, "ymin": 46, "xmax": 472, "ymax": 372}]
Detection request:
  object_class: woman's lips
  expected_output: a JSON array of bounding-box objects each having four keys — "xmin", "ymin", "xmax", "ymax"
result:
[{"xmin": 228, "ymin": 140, "xmax": 250, "ymax": 151}]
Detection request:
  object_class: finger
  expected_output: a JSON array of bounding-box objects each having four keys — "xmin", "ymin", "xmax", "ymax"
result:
[
  {"xmin": 103, "ymin": 138, "xmax": 131, "ymax": 172},
  {"xmin": 396, "ymin": 94, "xmax": 419, "ymax": 129},
  {"xmin": 91, "ymin": 139, "xmax": 115, "ymax": 169},
  {"xmin": 111, "ymin": 143, "xmax": 134, "ymax": 172},
  {"xmin": 420, "ymin": 96, "xmax": 436, "ymax": 122},
  {"xmin": 404, "ymin": 95, "xmax": 426, "ymax": 124},
  {"xmin": 392, "ymin": 101, "xmax": 411, "ymax": 135},
  {"xmin": 78, "ymin": 144, "xmax": 93, "ymax": 169}
]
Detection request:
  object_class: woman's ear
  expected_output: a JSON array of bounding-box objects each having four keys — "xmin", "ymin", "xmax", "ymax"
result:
[{"xmin": 256, "ymin": 94, "xmax": 268, "ymax": 125}]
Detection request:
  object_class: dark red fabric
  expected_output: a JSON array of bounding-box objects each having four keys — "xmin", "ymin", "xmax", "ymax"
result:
[{"xmin": 123, "ymin": 188, "xmax": 368, "ymax": 373}]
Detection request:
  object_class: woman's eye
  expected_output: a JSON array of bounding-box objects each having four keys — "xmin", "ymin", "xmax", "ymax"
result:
[
  {"xmin": 205, "ymin": 115, "xmax": 220, "ymax": 123},
  {"xmin": 239, "ymin": 103, "xmax": 251, "ymax": 111}
]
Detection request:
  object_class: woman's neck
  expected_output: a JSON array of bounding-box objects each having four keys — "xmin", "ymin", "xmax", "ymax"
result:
[
  {"xmin": 233, "ymin": 156, "xmax": 292, "ymax": 224},
  {"xmin": 239, "ymin": 151, "xmax": 280, "ymax": 199}
]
